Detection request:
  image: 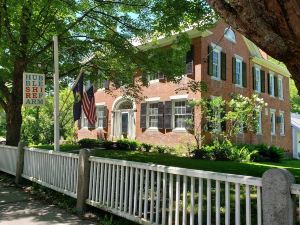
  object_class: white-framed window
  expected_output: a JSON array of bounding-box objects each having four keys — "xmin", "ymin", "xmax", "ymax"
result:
[
  {"xmin": 96, "ymin": 106, "xmax": 105, "ymax": 128},
  {"xmin": 148, "ymin": 73, "xmax": 160, "ymax": 82},
  {"xmin": 224, "ymin": 27, "xmax": 236, "ymax": 43},
  {"xmin": 255, "ymin": 66, "xmax": 261, "ymax": 92},
  {"xmin": 278, "ymin": 76, "xmax": 284, "ymax": 99},
  {"xmin": 148, "ymin": 102, "xmax": 159, "ymax": 128},
  {"xmin": 81, "ymin": 111, "xmax": 88, "ymax": 128},
  {"xmin": 269, "ymin": 72, "xmax": 275, "ymax": 96},
  {"xmin": 174, "ymin": 101, "xmax": 187, "ymax": 129},
  {"xmin": 257, "ymin": 111, "xmax": 262, "ymax": 134},
  {"xmin": 235, "ymin": 57, "xmax": 243, "ymax": 86},
  {"xmin": 270, "ymin": 109, "xmax": 276, "ymax": 135},
  {"xmin": 279, "ymin": 112, "xmax": 285, "ymax": 135},
  {"xmin": 211, "ymin": 43, "xmax": 221, "ymax": 80}
]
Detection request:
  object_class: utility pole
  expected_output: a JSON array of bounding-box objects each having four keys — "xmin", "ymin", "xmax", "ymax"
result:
[{"xmin": 53, "ymin": 36, "xmax": 60, "ymax": 151}]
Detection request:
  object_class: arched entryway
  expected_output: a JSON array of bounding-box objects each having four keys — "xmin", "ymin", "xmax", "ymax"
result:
[{"xmin": 112, "ymin": 97, "xmax": 136, "ymax": 140}]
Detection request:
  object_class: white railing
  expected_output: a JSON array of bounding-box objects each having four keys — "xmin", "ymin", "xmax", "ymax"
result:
[
  {"xmin": 22, "ymin": 147, "xmax": 79, "ymax": 198},
  {"xmin": 87, "ymin": 156, "xmax": 262, "ymax": 225},
  {"xmin": 291, "ymin": 184, "xmax": 300, "ymax": 222},
  {"xmin": 0, "ymin": 145, "xmax": 18, "ymax": 175}
]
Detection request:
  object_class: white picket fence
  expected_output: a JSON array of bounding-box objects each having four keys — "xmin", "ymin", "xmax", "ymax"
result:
[
  {"xmin": 87, "ymin": 156, "xmax": 262, "ymax": 225},
  {"xmin": 0, "ymin": 145, "xmax": 18, "ymax": 175},
  {"xmin": 0, "ymin": 145, "xmax": 299, "ymax": 225},
  {"xmin": 22, "ymin": 147, "xmax": 79, "ymax": 198}
]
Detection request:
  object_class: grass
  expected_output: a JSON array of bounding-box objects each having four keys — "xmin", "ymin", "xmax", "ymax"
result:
[
  {"xmin": 30, "ymin": 144, "xmax": 300, "ymax": 183},
  {"xmin": 92, "ymin": 149, "xmax": 300, "ymax": 183}
]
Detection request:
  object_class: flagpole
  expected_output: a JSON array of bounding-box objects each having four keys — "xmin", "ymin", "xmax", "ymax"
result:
[{"xmin": 53, "ymin": 36, "xmax": 60, "ymax": 151}]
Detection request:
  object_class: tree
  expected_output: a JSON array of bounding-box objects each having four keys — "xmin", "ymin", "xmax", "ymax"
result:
[
  {"xmin": 0, "ymin": 0, "xmax": 215, "ymax": 146},
  {"xmin": 21, "ymin": 88, "xmax": 75, "ymax": 145},
  {"xmin": 188, "ymin": 94, "xmax": 265, "ymax": 148},
  {"xmin": 0, "ymin": 108, "xmax": 5, "ymax": 137},
  {"xmin": 206, "ymin": 0, "xmax": 300, "ymax": 92}
]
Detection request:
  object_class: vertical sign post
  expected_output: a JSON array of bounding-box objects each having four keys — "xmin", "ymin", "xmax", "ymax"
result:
[{"xmin": 53, "ymin": 36, "xmax": 60, "ymax": 151}]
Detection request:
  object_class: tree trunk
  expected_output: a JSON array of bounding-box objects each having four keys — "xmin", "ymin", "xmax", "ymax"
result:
[
  {"xmin": 6, "ymin": 101, "xmax": 22, "ymax": 146},
  {"xmin": 5, "ymin": 58, "xmax": 26, "ymax": 146}
]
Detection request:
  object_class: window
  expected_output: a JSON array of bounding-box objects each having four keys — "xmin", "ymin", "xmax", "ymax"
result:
[
  {"xmin": 96, "ymin": 107, "xmax": 105, "ymax": 128},
  {"xmin": 279, "ymin": 112, "xmax": 285, "ymax": 135},
  {"xmin": 82, "ymin": 111, "xmax": 88, "ymax": 128},
  {"xmin": 270, "ymin": 110, "xmax": 276, "ymax": 135},
  {"xmin": 278, "ymin": 76, "xmax": 283, "ymax": 99},
  {"xmin": 148, "ymin": 103, "xmax": 159, "ymax": 128},
  {"xmin": 212, "ymin": 49, "xmax": 221, "ymax": 79},
  {"xmin": 269, "ymin": 72, "xmax": 275, "ymax": 96},
  {"xmin": 235, "ymin": 58, "xmax": 242, "ymax": 86},
  {"xmin": 257, "ymin": 111, "xmax": 262, "ymax": 134},
  {"xmin": 148, "ymin": 73, "xmax": 160, "ymax": 81},
  {"xmin": 174, "ymin": 101, "xmax": 187, "ymax": 128},
  {"xmin": 224, "ymin": 27, "xmax": 236, "ymax": 43},
  {"xmin": 255, "ymin": 67, "xmax": 261, "ymax": 92}
]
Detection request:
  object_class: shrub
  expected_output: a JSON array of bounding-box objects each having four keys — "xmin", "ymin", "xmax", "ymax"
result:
[
  {"xmin": 101, "ymin": 141, "xmax": 115, "ymax": 150},
  {"xmin": 116, "ymin": 139, "xmax": 141, "ymax": 151},
  {"xmin": 141, "ymin": 143, "xmax": 152, "ymax": 152},
  {"xmin": 78, "ymin": 138, "xmax": 100, "ymax": 149},
  {"xmin": 152, "ymin": 145, "xmax": 176, "ymax": 154},
  {"xmin": 250, "ymin": 144, "xmax": 285, "ymax": 162},
  {"xmin": 267, "ymin": 145, "xmax": 285, "ymax": 162}
]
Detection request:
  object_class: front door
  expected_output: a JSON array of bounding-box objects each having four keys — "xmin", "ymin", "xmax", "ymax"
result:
[{"xmin": 121, "ymin": 112, "xmax": 129, "ymax": 137}]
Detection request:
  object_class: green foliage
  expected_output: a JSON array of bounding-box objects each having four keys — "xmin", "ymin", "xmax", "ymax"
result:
[
  {"xmin": 152, "ymin": 145, "xmax": 176, "ymax": 154},
  {"xmin": 250, "ymin": 144, "xmax": 285, "ymax": 163},
  {"xmin": 290, "ymin": 79, "xmax": 300, "ymax": 114},
  {"xmin": 0, "ymin": 109, "xmax": 6, "ymax": 137},
  {"xmin": 21, "ymin": 88, "xmax": 75, "ymax": 145},
  {"xmin": 102, "ymin": 141, "xmax": 116, "ymax": 150},
  {"xmin": 30, "ymin": 144, "xmax": 80, "ymax": 152},
  {"xmin": 78, "ymin": 138, "xmax": 101, "ymax": 149},
  {"xmin": 141, "ymin": 143, "xmax": 153, "ymax": 152},
  {"xmin": 116, "ymin": 139, "xmax": 141, "ymax": 151}
]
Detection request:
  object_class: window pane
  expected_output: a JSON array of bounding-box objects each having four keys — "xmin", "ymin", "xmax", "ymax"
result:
[{"xmin": 213, "ymin": 51, "xmax": 219, "ymax": 78}]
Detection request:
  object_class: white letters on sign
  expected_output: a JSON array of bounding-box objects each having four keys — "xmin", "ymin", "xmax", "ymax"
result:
[{"xmin": 23, "ymin": 72, "xmax": 45, "ymax": 106}]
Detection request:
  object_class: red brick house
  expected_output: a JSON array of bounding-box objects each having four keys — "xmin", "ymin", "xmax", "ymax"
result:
[{"xmin": 78, "ymin": 22, "xmax": 292, "ymax": 152}]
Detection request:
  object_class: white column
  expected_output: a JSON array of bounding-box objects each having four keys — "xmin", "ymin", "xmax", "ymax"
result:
[{"xmin": 53, "ymin": 36, "xmax": 60, "ymax": 151}]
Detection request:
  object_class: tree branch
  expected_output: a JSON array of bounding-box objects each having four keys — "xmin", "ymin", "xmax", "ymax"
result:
[{"xmin": 0, "ymin": 97, "xmax": 7, "ymax": 112}]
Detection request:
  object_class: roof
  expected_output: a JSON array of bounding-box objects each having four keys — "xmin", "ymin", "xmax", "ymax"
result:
[{"xmin": 291, "ymin": 113, "xmax": 300, "ymax": 130}]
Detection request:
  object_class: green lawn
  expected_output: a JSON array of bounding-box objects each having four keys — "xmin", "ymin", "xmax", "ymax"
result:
[
  {"xmin": 31, "ymin": 144, "xmax": 300, "ymax": 183},
  {"xmin": 93, "ymin": 149, "xmax": 300, "ymax": 183}
]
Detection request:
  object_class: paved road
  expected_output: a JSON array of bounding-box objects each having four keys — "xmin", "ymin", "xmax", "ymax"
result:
[{"xmin": 0, "ymin": 182, "xmax": 96, "ymax": 225}]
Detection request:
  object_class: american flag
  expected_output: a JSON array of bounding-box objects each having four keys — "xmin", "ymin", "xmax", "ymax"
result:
[{"xmin": 82, "ymin": 85, "xmax": 96, "ymax": 126}]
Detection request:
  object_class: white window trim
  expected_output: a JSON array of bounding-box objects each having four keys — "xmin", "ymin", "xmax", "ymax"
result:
[
  {"xmin": 210, "ymin": 43, "xmax": 222, "ymax": 81},
  {"xmin": 146, "ymin": 101, "xmax": 160, "ymax": 131},
  {"xmin": 254, "ymin": 66, "xmax": 261, "ymax": 93},
  {"xmin": 224, "ymin": 28, "xmax": 236, "ymax": 43},
  {"xmin": 279, "ymin": 111, "xmax": 285, "ymax": 136},
  {"xmin": 172, "ymin": 99, "xmax": 188, "ymax": 132},
  {"xmin": 170, "ymin": 94, "xmax": 188, "ymax": 100},
  {"xmin": 270, "ymin": 109, "xmax": 276, "ymax": 136},
  {"xmin": 96, "ymin": 102, "xmax": 106, "ymax": 106},
  {"xmin": 149, "ymin": 79, "xmax": 159, "ymax": 84},
  {"xmin": 269, "ymin": 71, "xmax": 275, "ymax": 97},
  {"xmin": 235, "ymin": 57, "xmax": 243, "ymax": 87},
  {"xmin": 145, "ymin": 97, "xmax": 161, "ymax": 102},
  {"xmin": 96, "ymin": 106, "xmax": 105, "ymax": 129},
  {"xmin": 278, "ymin": 75, "xmax": 284, "ymax": 100},
  {"xmin": 256, "ymin": 111, "xmax": 262, "ymax": 135}
]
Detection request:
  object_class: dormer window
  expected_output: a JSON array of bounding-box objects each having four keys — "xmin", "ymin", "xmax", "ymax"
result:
[{"xmin": 224, "ymin": 27, "xmax": 236, "ymax": 43}]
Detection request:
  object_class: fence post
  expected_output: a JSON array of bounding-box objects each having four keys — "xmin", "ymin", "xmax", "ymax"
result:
[
  {"xmin": 15, "ymin": 142, "xmax": 25, "ymax": 185},
  {"xmin": 76, "ymin": 148, "xmax": 91, "ymax": 214},
  {"xmin": 262, "ymin": 168, "xmax": 295, "ymax": 225}
]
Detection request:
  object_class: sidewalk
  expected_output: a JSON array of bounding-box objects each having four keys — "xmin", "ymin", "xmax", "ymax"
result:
[{"xmin": 0, "ymin": 182, "xmax": 96, "ymax": 225}]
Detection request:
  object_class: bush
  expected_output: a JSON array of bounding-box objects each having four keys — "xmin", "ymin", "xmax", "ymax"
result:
[
  {"xmin": 101, "ymin": 140, "xmax": 116, "ymax": 150},
  {"xmin": 78, "ymin": 138, "xmax": 101, "ymax": 149},
  {"xmin": 152, "ymin": 145, "xmax": 176, "ymax": 154},
  {"xmin": 116, "ymin": 139, "xmax": 141, "ymax": 151},
  {"xmin": 266, "ymin": 145, "xmax": 285, "ymax": 162},
  {"xmin": 248, "ymin": 144, "xmax": 285, "ymax": 162},
  {"xmin": 141, "ymin": 143, "xmax": 152, "ymax": 152}
]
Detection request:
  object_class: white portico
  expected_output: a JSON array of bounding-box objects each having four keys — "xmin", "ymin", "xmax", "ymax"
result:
[{"xmin": 111, "ymin": 97, "xmax": 136, "ymax": 140}]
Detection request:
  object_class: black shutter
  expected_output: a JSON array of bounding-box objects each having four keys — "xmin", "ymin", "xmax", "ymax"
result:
[
  {"xmin": 186, "ymin": 45, "xmax": 194, "ymax": 77},
  {"xmin": 104, "ymin": 80, "xmax": 110, "ymax": 90},
  {"xmin": 103, "ymin": 106, "xmax": 108, "ymax": 128},
  {"xmin": 232, "ymin": 57, "xmax": 236, "ymax": 84},
  {"xmin": 252, "ymin": 67, "xmax": 256, "ymax": 90},
  {"xmin": 164, "ymin": 101, "xmax": 172, "ymax": 129},
  {"xmin": 276, "ymin": 116, "xmax": 281, "ymax": 124},
  {"xmin": 274, "ymin": 76, "xmax": 278, "ymax": 97},
  {"xmin": 140, "ymin": 103, "xmax": 147, "ymax": 129},
  {"xmin": 221, "ymin": 52, "xmax": 226, "ymax": 80},
  {"xmin": 158, "ymin": 72, "xmax": 165, "ymax": 81},
  {"xmin": 157, "ymin": 102, "xmax": 164, "ymax": 129},
  {"xmin": 242, "ymin": 61, "xmax": 247, "ymax": 87},
  {"xmin": 267, "ymin": 73, "xmax": 271, "ymax": 94},
  {"xmin": 78, "ymin": 118, "xmax": 81, "ymax": 130},
  {"xmin": 261, "ymin": 70, "xmax": 265, "ymax": 92},
  {"xmin": 208, "ymin": 45, "xmax": 213, "ymax": 76}
]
